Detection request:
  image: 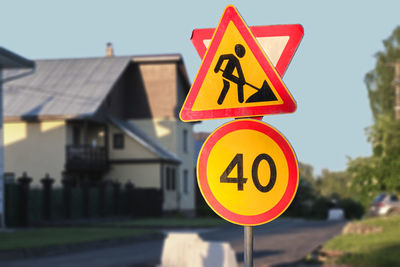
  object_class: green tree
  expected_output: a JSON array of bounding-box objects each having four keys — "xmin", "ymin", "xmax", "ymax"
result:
[
  {"xmin": 366, "ymin": 26, "xmax": 400, "ymax": 122},
  {"xmin": 348, "ymin": 26, "xmax": 400, "ymax": 199},
  {"xmin": 347, "ymin": 156, "xmax": 381, "ymax": 207},
  {"xmin": 285, "ymin": 162, "xmax": 317, "ymax": 217},
  {"xmin": 298, "ymin": 162, "xmax": 315, "ymax": 185},
  {"xmin": 315, "ymin": 169, "xmax": 352, "ymax": 199}
]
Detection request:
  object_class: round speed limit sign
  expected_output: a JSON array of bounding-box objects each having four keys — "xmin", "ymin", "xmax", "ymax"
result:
[{"xmin": 197, "ymin": 119, "xmax": 298, "ymax": 226}]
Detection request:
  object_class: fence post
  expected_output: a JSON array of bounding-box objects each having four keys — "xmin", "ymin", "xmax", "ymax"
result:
[
  {"xmin": 17, "ymin": 172, "xmax": 32, "ymax": 227},
  {"xmin": 112, "ymin": 181, "xmax": 120, "ymax": 216},
  {"xmin": 156, "ymin": 189, "xmax": 163, "ymax": 217},
  {"xmin": 125, "ymin": 181, "xmax": 135, "ymax": 216},
  {"xmin": 62, "ymin": 175, "xmax": 72, "ymax": 219},
  {"xmin": 40, "ymin": 173, "xmax": 54, "ymax": 221},
  {"xmin": 98, "ymin": 181, "xmax": 107, "ymax": 217},
  {"xmin": 82, "ymin": 179, "xmax": 90, "ymax": 218}
]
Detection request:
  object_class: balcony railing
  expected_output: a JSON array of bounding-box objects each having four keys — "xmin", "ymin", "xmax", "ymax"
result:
[{"xmin": 66, "ymin": 145, "xmax": 108, "ymax": 172}]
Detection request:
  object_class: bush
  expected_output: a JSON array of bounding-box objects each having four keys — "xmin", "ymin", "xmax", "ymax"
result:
[
  {"xmin": 310, "ymin": 196, "xmax": 331, "ymax": 219},
  {"xmin": 196, "ymin": 196, "xmax": 219, "ymax": 218},
  {"xmin": 284, "ymin": 179, "xmax": 317, "ymax": 218},
  {"xmin": 339, "ymin": 198, "xmax": 364, "ymax": 219}
]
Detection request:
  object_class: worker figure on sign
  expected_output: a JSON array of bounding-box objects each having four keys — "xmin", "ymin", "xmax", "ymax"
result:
[{"xmin": 214, "ymin": 44, "xmax": 246, "ymax": 105}]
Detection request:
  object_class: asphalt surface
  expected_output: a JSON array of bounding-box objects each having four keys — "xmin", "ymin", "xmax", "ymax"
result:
[
  {"xmin": 201, "ymin": 218, "xmax": 345, "ymax": 266},
  {"xmin": 0, "ymin": 218, "xmax": 345, "ymax": 267}
]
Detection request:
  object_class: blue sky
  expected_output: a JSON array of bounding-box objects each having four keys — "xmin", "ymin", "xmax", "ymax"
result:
[{"xmin": 2, "ymin": 0, "xmax": 400, "ymax": 175}]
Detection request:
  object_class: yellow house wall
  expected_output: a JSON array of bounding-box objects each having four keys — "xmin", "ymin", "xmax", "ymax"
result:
[
  {"xmin": 177, "ymin": 122, "xmax": 195, "ymax": 211},
  {"xmin": 106, "ymin": 122, "xmax": 181, "ymax": 211},
  {"xmin": 105, "ymin": 163, "xmax": 160, "ymax": 188},
  {"xmin": 129, "ymin": 119, "xmax": 178, "ymax": 153},
  {"xmin": 108, "ymin": 124, "xmax": 157, "ymax": 160},
  {"xmin": 128, "ymin": 119, "xmax": 195, "ymax": 212},
  {"xmin": 4, "ymin": 120, "xmax": 66, "ymax": 187}
]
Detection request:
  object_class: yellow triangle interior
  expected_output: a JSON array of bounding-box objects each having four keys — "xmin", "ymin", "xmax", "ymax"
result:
[{"xmin": 192, "ymin": 21, "xmax": 283, "ymax": 111}]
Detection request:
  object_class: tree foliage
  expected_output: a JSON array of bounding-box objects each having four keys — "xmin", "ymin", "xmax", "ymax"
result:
[
  {"xmin": 366, "ymin": 26, "xmax": 400, "ymax": 122},
  {"xmin": 348, "ymin": 26, "xmax": 400, "ymax": 200},
  {"xmin": 315, "ymin": 169, "xmax": 352, "ymax": 199},
  {"xmin": 347, "ymin": 156, "xmax": 381, "ymax": 207},
  {"xmin": 285, "ymin": 162, "xmax": 316, "ymax": 217},
  {"xmin": 298, "ymin": 162, "xmax": 315, "ymax": 185},
  {"xmin": 287, "ymin": 163, "xmax": 364, "ymax": 219}
]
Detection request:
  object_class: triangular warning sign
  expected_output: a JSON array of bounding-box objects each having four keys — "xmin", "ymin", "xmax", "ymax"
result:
[{"xmin": 180, "ymin": 5, "xmax": 297, "ymax": 122}]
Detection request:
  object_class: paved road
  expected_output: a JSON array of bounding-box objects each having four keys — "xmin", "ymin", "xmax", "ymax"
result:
[
  {"xmin": 201, "ymin": 218, "xmax": 345, "ymax": 266},
  {"xmin": 1, "ymin": 218, "xmax": 345, "ymax": 267}
]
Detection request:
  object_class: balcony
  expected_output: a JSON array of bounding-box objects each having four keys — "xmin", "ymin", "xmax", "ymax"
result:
[{"xmin": 65, "ymin": 145, "xmax": 108, "ymax": 172}]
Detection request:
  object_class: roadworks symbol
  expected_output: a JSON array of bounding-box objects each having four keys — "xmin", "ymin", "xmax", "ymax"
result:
[{"xmin": 214, "ymin": 43, "xmax": 278, "ymax": 105}]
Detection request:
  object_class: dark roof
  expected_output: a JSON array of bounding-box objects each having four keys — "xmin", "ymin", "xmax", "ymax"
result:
[
  {"xmin": 3, "ymin": 56, "xmax": 131, "ymax": 120},
  {"xmin": 108, "ymin": 116, "xmax": 180, "ymax": 163},
  {"xmin": 3, "ymin": 54, "xmax": 189, "ymax": 121},
  {"xmin": 0, "ymin": 47, "xmax": 35, "ymax": 69}
]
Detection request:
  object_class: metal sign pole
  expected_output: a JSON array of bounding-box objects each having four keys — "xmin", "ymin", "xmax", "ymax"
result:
[{"xmin": 244, "ymin": 225, "xmax": 253, "ymax": 267}]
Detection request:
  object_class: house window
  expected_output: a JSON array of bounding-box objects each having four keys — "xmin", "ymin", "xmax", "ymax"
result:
[
  {"xmin": 183, "ymin": 129, "xmax": 188, "ymax": 153},
  {"xmin": 166, "ymin": 167, "xmax": 176, "ymax": 191},
  {"xmin": 72, "ymin": 126, "xmax": 80, "ymax": 146},
  {"xmin": 171, "ymin": 168, "xmax": 176, "ymax": 190},
  {"xmin": 183, "ymin": 169, "xmax": 189, "ymax": 194},
  {"xmin": 113, "ymin": 133, "xmax": 124, "ymax": 149},
  {"xmin": 166, "ymin": 167, "xmax": 171, "ymax": 190}
]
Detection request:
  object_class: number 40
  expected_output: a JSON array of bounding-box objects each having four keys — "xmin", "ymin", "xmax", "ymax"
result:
[{"xmin": 220, "ymin": 153, "xmax": 276, "ymax": 193}]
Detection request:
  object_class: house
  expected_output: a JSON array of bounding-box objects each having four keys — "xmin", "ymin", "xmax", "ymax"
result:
[
  {"xmin": 0, "ymin": 47, "xmax": 35, "ymax": 228},
  {"xmin": 2, "ymin": 49, "xmax": 195, "ymax": 214}
]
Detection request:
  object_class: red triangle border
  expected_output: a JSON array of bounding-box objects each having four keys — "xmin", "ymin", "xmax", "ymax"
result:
[{"xmin": 180, "ymin": 6, "xmax": 300, "ymax": 122}]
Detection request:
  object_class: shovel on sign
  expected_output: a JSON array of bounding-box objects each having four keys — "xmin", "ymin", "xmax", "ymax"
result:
[
  {"xmin": 245, "ymin": 80, "xmax": 278, "ymax": 103},
  {"xmin": 217, "ymin": 68, "xmax": 277, "ymax": 104}
]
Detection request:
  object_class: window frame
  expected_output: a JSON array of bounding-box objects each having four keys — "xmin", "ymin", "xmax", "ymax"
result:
[
  {"xmin": 183, "ymin": 169, "xmax": 189, "ymax": 194},
  {"xmin": 113, "ymin": 133, "xmax": 124, "ymax": 149},
  {"xmin": 183, "ymin": 129, "xmax": 188, "ymax": 153}
]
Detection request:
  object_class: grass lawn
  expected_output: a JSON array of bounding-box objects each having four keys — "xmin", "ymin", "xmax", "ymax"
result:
[
  {"xmin": 108, "ymin": 216, "xmax": 228, "ymax": 228},
  {"xmin": 0, "ymin": 217, "xmax": 226, "ymax": 252},
  {"xmin": 323, "ymin": 215, "xmax": 400, "ymax": 266},
  {"xmin": 0, "ymin": 227, "xmax": 155, "ymax": 251}
]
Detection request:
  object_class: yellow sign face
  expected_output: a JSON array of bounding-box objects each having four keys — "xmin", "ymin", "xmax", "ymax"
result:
[
  {"xmin": 191, "ymin": 21, "xmax": 283, "ymax": 111},
  {"xmin": 208, "ymin": 128, "xmax": 287, "ymax": 215},
  {"xmin": 197, "ymin": 119, "xmax": 298, "ymax": 226}
]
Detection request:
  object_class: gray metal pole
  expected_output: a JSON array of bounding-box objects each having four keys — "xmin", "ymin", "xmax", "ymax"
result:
[{"xmin": 244, "ymin": 225, "xmax": 253, "ymax": 267}]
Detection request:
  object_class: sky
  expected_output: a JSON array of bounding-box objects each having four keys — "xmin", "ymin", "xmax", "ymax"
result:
[{"xmin": 1, "ymin": 0, "xmax": 400, "ymax": 175}]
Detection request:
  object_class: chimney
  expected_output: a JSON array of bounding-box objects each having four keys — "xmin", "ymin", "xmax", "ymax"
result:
[{"xmin": 106, "ymin": 42, "xmax": 114, "ymax": 57}]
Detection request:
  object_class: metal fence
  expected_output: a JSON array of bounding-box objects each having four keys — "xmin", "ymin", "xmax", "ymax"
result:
[{"xmin": 4, "ymin": 173, "xmax": 163, "ymax": 227}]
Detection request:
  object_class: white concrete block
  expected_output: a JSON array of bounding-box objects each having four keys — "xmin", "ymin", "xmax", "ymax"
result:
[
  {"xmin": 160, "ymin": 232, "xmax": 237, "ymax": 267},
  {"xmin": 203, "ymin": 242, "xmax": 237, "ymax": 267},
  {"xmin": 328, "ymin": 208, "xmax": 345, "ymax": 221}
]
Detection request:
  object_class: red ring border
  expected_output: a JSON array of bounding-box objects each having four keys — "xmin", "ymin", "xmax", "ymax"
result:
[{"xmin": 197, "ymin": 119, "xmax": 299, "ymax": 226}]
